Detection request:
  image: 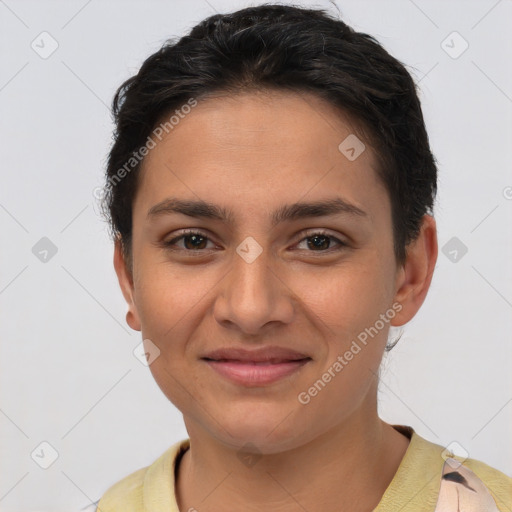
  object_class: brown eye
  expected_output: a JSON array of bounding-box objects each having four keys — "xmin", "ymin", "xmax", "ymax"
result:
[
  {"xmin": 182, "ymin": 234, "xmax": 208, "ymax": 250},
  {"xmin": 296, "ymin": 231, "xmax": 346, "ymax": 252},
  {"xmin": 164, "ymin": 231, "xmax": 214, "ymax": 251},
  {"xmin": 306, "ymin": 234, "xmax": 331, "ymax": 251}
]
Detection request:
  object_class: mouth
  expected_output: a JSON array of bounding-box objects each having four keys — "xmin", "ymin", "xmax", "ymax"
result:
[
  {"xmin": 201, "ymin": 347, "xmax": 312, "ymax": 386},
  {"xmin": 203, "ymin": 357, "xmax": 310, "ymax": 364}
]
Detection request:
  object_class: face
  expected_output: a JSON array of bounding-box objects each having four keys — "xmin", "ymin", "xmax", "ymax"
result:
[{"xmin": 115, "ymin": 90, "xmax": 428, "ymax": 454}]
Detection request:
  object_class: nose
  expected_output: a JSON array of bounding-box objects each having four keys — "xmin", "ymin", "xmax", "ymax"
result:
[{"xmin": 212, "ymin": 244, "xmax": 295, "ymax": 336}]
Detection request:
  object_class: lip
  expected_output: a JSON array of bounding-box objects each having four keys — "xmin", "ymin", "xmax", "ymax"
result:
[{"xmin": 201, "ymin": 346, "xmax": 312, "ymax": 387}]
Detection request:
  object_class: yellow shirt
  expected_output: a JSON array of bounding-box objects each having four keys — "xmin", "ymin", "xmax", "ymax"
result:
[{"xmin": 98, "ymin": 425, "xmax": 512, "ymax": 511}]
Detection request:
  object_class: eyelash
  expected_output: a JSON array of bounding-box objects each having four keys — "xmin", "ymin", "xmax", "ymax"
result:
[{"xmin": 162, "ymin": 229, "xmax": 347, "ymax": 254}]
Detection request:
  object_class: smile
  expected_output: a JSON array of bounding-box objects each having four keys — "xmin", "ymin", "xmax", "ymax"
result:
[{"xmin": 202, "ymin": 358, "xmax": 311, "ymax": 386}]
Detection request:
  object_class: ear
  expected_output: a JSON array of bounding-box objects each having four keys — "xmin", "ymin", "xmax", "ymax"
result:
[
  {"xmin": 391, "ymin": 215, "xmax": 438, "ymax": 326},
  {"xmin": 113, "ymin": 237, "xmax": 141, "ymax": 331}
]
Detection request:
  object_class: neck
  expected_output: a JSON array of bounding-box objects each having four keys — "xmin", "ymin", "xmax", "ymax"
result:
[{"xmin": 176, "ymin": 403, "xmax": 410, "ymax": 512}]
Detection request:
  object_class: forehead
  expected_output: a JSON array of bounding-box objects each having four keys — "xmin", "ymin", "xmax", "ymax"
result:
[
  {"xmin": 134, "ymin": 89, "xmax": 387, "ymax": 224},
  {"xmin": 154, "ymin": 89, "xmax": 368, "ymax": 159}
]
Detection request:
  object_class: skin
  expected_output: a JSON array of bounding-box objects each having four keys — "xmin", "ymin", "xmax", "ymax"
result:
[{"xmin": 114, "ymin": 89, "xmax": 438, "ymax": 512}]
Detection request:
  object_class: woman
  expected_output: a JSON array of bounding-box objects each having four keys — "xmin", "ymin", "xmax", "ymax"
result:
[{"xmin": 98, "ymin": 4, "xmax": 511, "ymax": 511}]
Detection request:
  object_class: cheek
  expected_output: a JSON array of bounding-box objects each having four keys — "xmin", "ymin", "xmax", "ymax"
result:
[
  {"xmin": 289, "ymin": 254, "xmax": 395, "ymax": 339},
  {"xmin": 288, "ymin": 256, "xmax": 395, "ymax": 391},
  {"xmin": 291, "ymin": 270, "xmax": 388, "ymax": 429},
  {"xmin": 136, "ymin": 270, "xmax": 206, "ymax": 409},
  {"xmin": 133, "ymin": 255, "xmax": 214, "ymax": 342}
]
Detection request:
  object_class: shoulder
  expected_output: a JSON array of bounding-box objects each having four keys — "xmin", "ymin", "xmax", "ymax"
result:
[
  {"xmin": 463, "ymin": 455, "xmax": 512, "ymax": 484},
  {"xmin": 412, "ymin": 429, "xmax": 512, "ymax": 511},
  {"xmin": 96, "ymin": 465, "xmax": 148, "ymax": 511},
  {"xmin": 378, "ymin": 426, "xmax": 511, "ymax": 512},
  {"xmin": 454, "ymin": 455, "xmax": 512, "ymax": 510},
  {"xmin": 97, "ymin": 439, "xmax": 190, "ymax": 512}
]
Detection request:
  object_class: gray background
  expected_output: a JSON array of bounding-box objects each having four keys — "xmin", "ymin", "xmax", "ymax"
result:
[{"xmin": 0, "ymin": 0, "xmax": 511, "ymax": 510}]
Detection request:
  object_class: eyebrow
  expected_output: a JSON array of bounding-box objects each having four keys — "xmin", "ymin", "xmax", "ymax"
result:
[{"xmin": 147, "ymin": 196, "xmax": 367, "ymax": 227}]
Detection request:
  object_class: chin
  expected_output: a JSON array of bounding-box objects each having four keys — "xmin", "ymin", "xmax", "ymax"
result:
[{"xmin": 210, "ymin": 402, "xmax": 308, "ymax": 453}]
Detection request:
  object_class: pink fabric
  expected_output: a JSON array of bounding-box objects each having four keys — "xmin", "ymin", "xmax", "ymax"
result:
[{"xmin": 434, "ymin": 458, "xmax": 500, "ymax": 511}]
